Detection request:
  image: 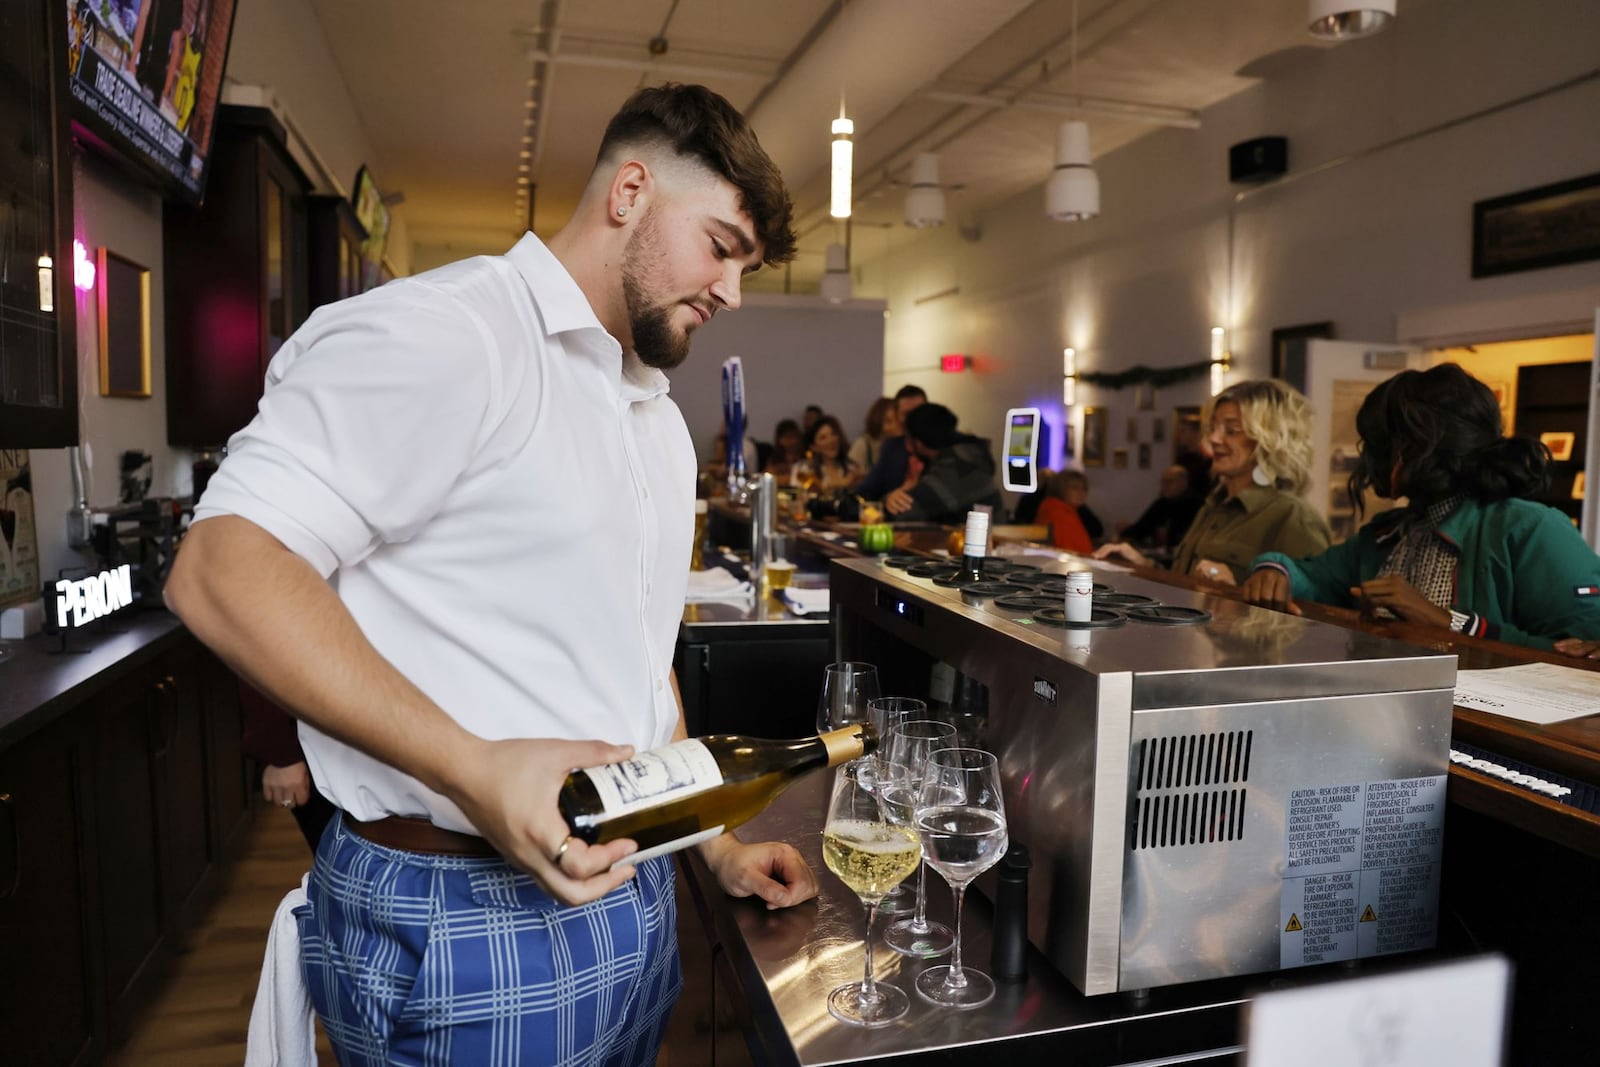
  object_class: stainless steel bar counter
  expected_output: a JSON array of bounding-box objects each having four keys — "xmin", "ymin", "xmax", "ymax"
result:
[{"xmin": 680, "ymin": 769, "xmax": 1451, "ymax": 1067}]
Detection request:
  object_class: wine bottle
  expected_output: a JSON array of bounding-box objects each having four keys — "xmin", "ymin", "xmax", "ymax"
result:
[
  {"xmin": 956, "ymin": 509, "xmax": 989, "ymax": 583},
  {"xmin": 559, "ymin": 724, "xmax": 875, "ymax": 863}
]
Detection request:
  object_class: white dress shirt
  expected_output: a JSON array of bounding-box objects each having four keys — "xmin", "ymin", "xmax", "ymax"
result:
[{"xmin": 195, "ymin": 234, "xmax": 695, "ymax": 832}]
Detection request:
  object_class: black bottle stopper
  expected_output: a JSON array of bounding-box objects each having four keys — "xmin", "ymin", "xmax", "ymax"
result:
[{"xmin": 990, "ymin": 841, "xmax": 1030, "ymax": 983}]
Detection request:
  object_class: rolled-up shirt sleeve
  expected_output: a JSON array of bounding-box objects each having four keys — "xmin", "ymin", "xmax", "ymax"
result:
[{"xmin": 194, "ymin": 281, "xmax": 501, "ymax": 576}]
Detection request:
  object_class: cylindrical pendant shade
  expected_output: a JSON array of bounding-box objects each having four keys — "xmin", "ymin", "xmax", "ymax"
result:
[
  {"xmin": 1308, "ymin": 0, "xmax": 1396, "ymax": 39},
  {"xmin": 904, "ymin": 152, "xmax": 946, "ymax": 228},
  {"xmin": 1045, "ymin": 121, "xmax": 1099, "ymax": 221}
]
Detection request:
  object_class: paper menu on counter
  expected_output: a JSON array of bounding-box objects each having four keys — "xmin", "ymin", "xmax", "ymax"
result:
[{"xmin": 1452, "ymin": 662, "xmax": 1600, "ymax": 725}]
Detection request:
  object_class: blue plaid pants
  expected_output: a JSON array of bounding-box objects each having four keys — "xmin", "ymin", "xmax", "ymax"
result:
[{"xmin": 295, "ymin": 814, "xmax": 682, "ymax": 1066}]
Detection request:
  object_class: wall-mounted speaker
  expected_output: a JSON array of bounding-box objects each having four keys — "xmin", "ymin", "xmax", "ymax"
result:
[{"xmin": 1229, "ymin": 136, "xmax": 1288, "ymax": 184}]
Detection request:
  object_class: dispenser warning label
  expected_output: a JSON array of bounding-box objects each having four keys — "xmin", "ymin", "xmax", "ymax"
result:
[{"xmin": 1280, "ymin": 775, "xmax": 1445, "ymax": 970}]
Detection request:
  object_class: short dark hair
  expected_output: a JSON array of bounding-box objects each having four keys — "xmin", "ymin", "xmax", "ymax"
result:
[
  {"xmin": 894, "ymin": 384, "xmax": 927, "ymax": 403},
  {"xmin": 597, "ymin": 83, "xmax": 796, "ymax": 266},
  {"xmin": 1349, "ymin": 362, "xmax": 1548, "ymax": 514},
  {"xmin": 905, "ymin": 403, "xmax": 960, "ymax": 450}
]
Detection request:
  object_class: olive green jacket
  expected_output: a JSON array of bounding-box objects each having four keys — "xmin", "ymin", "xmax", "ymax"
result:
[{"xmin": 1173, "ymin": 485, "xmax": 1332, "ymax": 583}]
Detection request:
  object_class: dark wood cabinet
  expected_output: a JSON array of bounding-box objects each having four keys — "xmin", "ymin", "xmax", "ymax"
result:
[
  {"xmin": 308, "ymin": 193, "xmax": 369, "ymax": 312},
  {"xmin": 164, "ymin": 105, "xmax": 310, "ymax": 448},
  {"xmin": 0, "ymin": 720, "xmax": 96, "ymax": 1065},
  {"xmin": 1515, "ymin": 361, "xmax": 1588, "ymax": 523}
]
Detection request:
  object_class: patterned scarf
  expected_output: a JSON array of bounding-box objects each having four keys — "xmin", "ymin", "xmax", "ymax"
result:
[{"xmin": 1372, "ymin": 495, "xmax": 1464, "ymax": 617}]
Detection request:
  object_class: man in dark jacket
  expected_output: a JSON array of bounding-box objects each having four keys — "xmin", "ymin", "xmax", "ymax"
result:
[{"xmin": 888, "ymin": 403, "xmax": 1003, "ymax": 523}]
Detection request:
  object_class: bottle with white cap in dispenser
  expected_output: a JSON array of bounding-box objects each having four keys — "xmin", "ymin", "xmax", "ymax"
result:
[{"xmin": 955, "ymin": 509, "xmax": 990, "ymax": 584}]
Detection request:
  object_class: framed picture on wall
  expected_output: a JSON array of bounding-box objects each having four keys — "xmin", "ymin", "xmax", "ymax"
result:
[
  {"xmin": 1138, "ymin": 443, "xmax": 1151, "ymax": 470},
  {"xmin": 1472, "ymin": 171, "xmax": 1600, "ymax": 278},
  {"xmin": 1081, "ymin": 407, "xmax": 1106, "ymax": 467},
  {"xmin": 1112, "ymin": 448, "xmax": 1128, "ymax": 470},
  {"xmin": 97, "ymin": 248, "xmax": 152, "ymax": 397},
  {"xmin": 1152, "ymin": 416, "xmax": 1165, "ymax": 443},
  {"xmin": 0, "ymin": 450, "xmax": 40, "ymax": 608}
]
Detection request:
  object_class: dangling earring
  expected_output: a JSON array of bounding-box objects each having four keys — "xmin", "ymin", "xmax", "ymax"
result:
[
  {"xmin": 616, "ymin": 206, "xmax": 628, "ymax": 218},
  {"xmin": 1252, "ymin": 463, "xmax": 1273, "ymax": 487}
]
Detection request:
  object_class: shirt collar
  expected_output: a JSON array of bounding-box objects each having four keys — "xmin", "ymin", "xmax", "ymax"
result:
[
  {"xmin": 1213, "ymin": 484, "xmax": 1281, "ymax": 515},
  {"xmin": 504, "ymin": 232, "xmax": 671, "ymax": 403}
]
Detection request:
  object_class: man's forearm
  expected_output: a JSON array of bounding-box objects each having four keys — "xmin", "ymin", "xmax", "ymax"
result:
[{"xmin": 165, "ymin": 516, "xmax": 481, "ymax": 800}]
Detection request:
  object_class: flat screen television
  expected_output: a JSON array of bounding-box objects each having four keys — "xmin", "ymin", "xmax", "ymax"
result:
[{"xmin": 65, "ymin": 0, "xmax": 239, "ymax": 204}]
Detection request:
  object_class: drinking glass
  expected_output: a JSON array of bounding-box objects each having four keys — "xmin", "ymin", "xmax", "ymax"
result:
[
  {"xmin": 822, "ymin": 768, "xmax": 922, "ymax": 1027},
  {"xmin": 863, "ymin": 697, "xmax": 927, "ymax": 916},
  {"xmin": 914, "ymin": 748, "xmax": 1009, "ymax": 1008},
  {"xmin": 817, "ymin": 662, "xmax": 881, "ymax": 734},
  {"xmin": 880, "ymin": 719, "xmax": 958, "ymax": 957}
]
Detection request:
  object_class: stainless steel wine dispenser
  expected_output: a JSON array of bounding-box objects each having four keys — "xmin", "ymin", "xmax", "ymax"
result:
[{"xmin": 831, "ymin": 558, "xmax": 1456, "ymax": 996}]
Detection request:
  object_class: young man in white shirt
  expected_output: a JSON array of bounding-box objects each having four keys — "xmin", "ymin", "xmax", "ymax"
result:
[{"xmin": 166, "ymin": 83, "xmax": 811, "ymax": 1066}]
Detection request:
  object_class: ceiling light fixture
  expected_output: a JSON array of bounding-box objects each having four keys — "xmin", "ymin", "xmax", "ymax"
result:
[
  {"xmin": 904, "ymin": 153, "xmax": 946, "ymax": 228},
  {"xmin": 831, "ymin": 111, "xmax": 854, "ymax": 219},
  {"xmin": 818, "ymin": 242, "xmax": 851, "ymax": 303},
  {"xmin": 1045, "ymin": 0, "xmax": 1098, "ymax": 222},
  {"xmin": 1307, "ymin": 0, "xmax": 1396, "ymax": 39}
]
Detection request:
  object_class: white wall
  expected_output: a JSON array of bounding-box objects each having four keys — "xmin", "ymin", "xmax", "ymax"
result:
[
  {"xmin": 859, "ymin": 0, "xmax": 1600, "ymax": 531},
  {"xmin": 29, "ymin": 0, "xmax": 395, "ymax": 585},
  {"xmin": 666, "ymin": 294, "xmax": 887, "ymax": 464}
]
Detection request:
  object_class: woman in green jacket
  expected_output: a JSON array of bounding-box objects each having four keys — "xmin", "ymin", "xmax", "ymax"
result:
[
  {"xmin": 1240, "ymin": 363, "xmax": 1600, "ymax": 652},
  {"xmin": 1096, "ymin": 379, "xmax": 1332, "ymax": 582}
]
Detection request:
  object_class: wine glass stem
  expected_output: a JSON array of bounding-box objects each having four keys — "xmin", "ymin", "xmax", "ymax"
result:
[
  {"xmin": 861, "ymin": 900, "xmax": 880, "ymax": 1004},
  {"xmin": 947, "ymin": 883, "xmax": 968, "ymax": 989},
  {"xmin": 910, "ymin": 860, "xmax": 930, "ymax": 933}
]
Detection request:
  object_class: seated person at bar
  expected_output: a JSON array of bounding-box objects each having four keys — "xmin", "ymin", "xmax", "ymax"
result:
[
  {"xmin": 855, "ymin": 384, "xmax": 927, "ymax": 501},
  {"xmin": 1240, "ymin": 363, "xmax": 1600, "ymax": 652},
  {"xmin": 1061, "ymin": 469, "xmax": 1104, "ymax": 542},
  {"xmin": 805, "ymin": 414, "xmax": 858, "ymax": 492},
  {"xmin": 1119, "ymin": 463, "xmax": 1205, "ymax": 550},
  {"xmin": 848, "ymin": 396, "xmax": 897, "ymax": 475},
  {"xmin": 1035, "ymin": 470, "xmax": 1095, "ymax": 553},
  {"xmin": 764, "ymin": 417, "xmax": 805, "ymax": 478},
  {"xmin": 886, "ymin": 402, "xmax": 1003, "ymax": 522},
  {"xmin": 1096, "ymin": 379, "xmax": 1331, "ymax": 582}
]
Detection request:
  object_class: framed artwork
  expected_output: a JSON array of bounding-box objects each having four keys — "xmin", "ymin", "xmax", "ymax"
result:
[
  {"xmin": 0, "ymin": 450, "xmax": 40, "ymax": 608},
  {"xmin": 97, "ymin": 248, "xmax": 152, "ymax": 397},
  {"xmin": 1541, "ymin": 431, "xmax": 1576, "ymax": 462},
  {"xmin": 1064, "ymin": 424, "xmax": 1075, "ymax": 458},
  {"xmin": 1152, "ymin": 416, "xmax": 1165, "ymax": 444},
  {"xmin": 1081, "ymin": 407, "xmax": 1106, "ymax": 467},
  {"xmin": 1137, "ymin": 443, "xmax": 1151, "ymax": 470},
  {"xmin": 1270, "ymin": 322, "xmax": 1334, "ymax": 395},
  {"xmin": 1126, "ymin": 416, "xmax": 1140, "ymax": 444},
  {"xmin": 1135, "ymin": 382, "xmax": 1156, "ymax": 411},
  {"xmin": 1172, "ymin": 405, "xmax": 1203, "ymax": 463},
  {"xmin": 1112, "ymin": 448, "xmax": 1128, "ymax": 470},
  {"xmin": 1472, "ymin": 171, "xmax": 1600, "ymax": 278}
]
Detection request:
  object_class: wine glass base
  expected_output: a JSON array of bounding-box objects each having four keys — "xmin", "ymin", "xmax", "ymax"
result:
[
  {"xmin": 915, "ymin": 965, "xmax": 995, "ymax": 1009},
  {"xmin": 827, "ymin": 980, "xmax": 909, "ymax": 1027},
  {"xmin": 883, "ymin": 916, "xmax": 953, "ymax": 958}
]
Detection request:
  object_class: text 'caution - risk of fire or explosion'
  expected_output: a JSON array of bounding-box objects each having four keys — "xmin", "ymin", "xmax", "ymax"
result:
[{"xmin": 1279, "ymin": 776, "xmax": 1446, "ymax": 969}]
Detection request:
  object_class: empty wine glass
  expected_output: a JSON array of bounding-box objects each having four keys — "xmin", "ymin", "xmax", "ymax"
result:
[
  {"xmin": 863, "ymin": 697, "xmax": 926, "ymax": 916},
  {"xmin": 914, "ymin": 747, "xmax": 1009, "ymax": 1009},
  {"xmin": 817, "ymin": 662, "xmax": 881, "ymax": 733},
  {"xmin": 879, "ymin": 719, "xmax": 958, "ymax": 958},
  {"xmin": 822, "ymin": 768, "xmax": 922, "ymax": 1027}
]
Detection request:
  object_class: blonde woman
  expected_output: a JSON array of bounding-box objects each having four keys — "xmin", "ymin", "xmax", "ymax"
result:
[{"xmin": 1096, "ymin": 379, "xmax": 1331, "ymax": 582}]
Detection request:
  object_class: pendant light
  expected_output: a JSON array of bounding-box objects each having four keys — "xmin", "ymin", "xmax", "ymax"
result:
[
  {"xmin": 830, "ymin": 112, "xmax": 854, "ymax": 219},
  {"xmin": 1308, "ymin": 0, "xmax": 1396, "ymax": 39},
  {"xmin": 1045, "ymin": 0, "xmax": 1098, "ymax": 221},
  {"xmin": 904, "ymin": 153, "xmax": 946, "ymax": 228}
]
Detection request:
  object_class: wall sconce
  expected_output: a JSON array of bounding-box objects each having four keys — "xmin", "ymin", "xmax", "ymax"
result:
[
  {"xmin": 1209, "ymin": 327, "xmax": 1231, "ymax": 396},
  {"xmin": 1062, "ymin": 347, "xmax": 1077, "ymax": 406}
]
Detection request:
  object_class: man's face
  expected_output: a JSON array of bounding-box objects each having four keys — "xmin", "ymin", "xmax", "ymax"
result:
[{"xmin": 620, "ymin": 176, "xmax": 764, "ymax": 370}]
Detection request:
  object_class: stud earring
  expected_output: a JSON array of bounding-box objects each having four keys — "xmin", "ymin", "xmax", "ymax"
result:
[{"xmin": 616, "ymin": 206, "xmax": 628, "ymax": 218}]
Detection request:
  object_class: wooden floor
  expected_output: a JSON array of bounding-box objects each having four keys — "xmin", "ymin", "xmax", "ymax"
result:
[{"xmin": 108, "ymin": 803, "xmax": 743, "ymax": 1066}]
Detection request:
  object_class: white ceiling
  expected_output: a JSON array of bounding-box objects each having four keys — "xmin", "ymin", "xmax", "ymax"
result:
[{"xmin": 308, "ymin": 0, "xmax": 1366, "ymax": 287}]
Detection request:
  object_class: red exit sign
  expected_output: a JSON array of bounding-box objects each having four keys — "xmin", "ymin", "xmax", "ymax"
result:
[{"xmin": 940, "ymin": 354, "xmax": 970, "ymax": 373}]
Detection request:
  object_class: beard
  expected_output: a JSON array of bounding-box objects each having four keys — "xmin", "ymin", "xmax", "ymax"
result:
[{"xmin": 620, "ymin": 209, "xmax": 692, "ymax": 370}]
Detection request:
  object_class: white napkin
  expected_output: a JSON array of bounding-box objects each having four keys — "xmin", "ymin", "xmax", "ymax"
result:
[
  {"xmin": 780, "ymin": 587, "xmax": 831, "ymax": 616},
  {"xmin": 685, "ymin": 566, "xmax": 754, "ymax": 603},
  {"xmin": 245, "ymin": 874, "xmax": 316, "ymax": 1067}
]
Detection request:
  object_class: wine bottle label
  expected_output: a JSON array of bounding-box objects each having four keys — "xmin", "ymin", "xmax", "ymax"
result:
[
  {"xmin": 821, "ymin": 725, "xmax": 868, "ymax": 765},
  {"xmin": 621, "ymin": 824, "xmax": 727, "ymax": 868},
  {"xmin": 580, "ymin": 739, "xmax": 724, "ymax": 819}
]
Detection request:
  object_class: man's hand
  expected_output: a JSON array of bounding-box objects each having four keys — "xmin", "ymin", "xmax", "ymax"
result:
[
  {"xmin": 1239, "ymin": 568, "xmax": 1299, "ymax": 614},
  {"xmin": 1350, "ymin": 576, "xmax": 1450, "ymax": 628},
  {"xmin": 450, "ymin": 736, "xmax": 641, "ymax": 907},
  {"xmin": 701, "ymin": 833, "xmax": 818, "ymax": 910},
  {"xmin": 1555, "ymin": 638, "xmax": 1600, "ymax": 660},
  {"xmin": 1093, "ymin": 541, "xmax": 1149, "ymax": 568},
  {"xmin": 263, "ymin": 762, "xmax": 313, "ymax": 809},
  {"xmin": 885, "ymin": 488, "xmax": 914, "ymax": 516},
  {"xmin": 1191, "ymin": 559, "xmax": 1236, "ymax": 586}
]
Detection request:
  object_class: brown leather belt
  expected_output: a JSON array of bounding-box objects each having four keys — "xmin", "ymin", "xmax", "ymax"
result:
[{"xmin": 345, "ymin": 814, "xmax": 499, "ymax": 858}]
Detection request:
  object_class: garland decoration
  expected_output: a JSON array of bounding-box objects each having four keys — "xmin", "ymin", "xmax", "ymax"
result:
[{"xmin": 1071, "ymin": 359, "xmax": 1214, "ymax": 390}]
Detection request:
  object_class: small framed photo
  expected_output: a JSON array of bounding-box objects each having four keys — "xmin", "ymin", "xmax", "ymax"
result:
[
  {"xmin": 1081, "ymin": 407, "xmax": 1107, "ymax": 467},
  {"xmin": 1540, "ymin": 431, "xmax": 1576, "ymax": 462},
  {"xmin": 1172, "ymin": 406, "xmax": 1203, "ymax": 462},
  {"xmin": 1135, "ymin": 382, "xmax": 1156, "ymax": 411},
  {"xmin": 1112, "ymin": 448, "xmax": 1128, "ymax": 470},
  {"xmin": 1137, "ymin": 443, "xmax": 1151, "ymax": 470},
  {"xmin": 1126, "ymin": 416, "xmax": 1140, "ymax": 444},
  {"xmin": 1152, "ymin": 416, "xmax": 1165, "ymax": 444}
]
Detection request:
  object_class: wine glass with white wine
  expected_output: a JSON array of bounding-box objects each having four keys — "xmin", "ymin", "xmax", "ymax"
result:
[
  {"xmin": 878, "ymin": 718, "xmax": 958, "ymax": 958},
  {"xmin": 863, "ymin": 696, "xmax": 926, "ymax": 916},
  {"xmin": 822, "ymin": 767, "xmax": 922, "ymax": 1027},
  {"xmin": 914, "ymin": 747, "xmax": 1009, "ymax": 1009}
]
